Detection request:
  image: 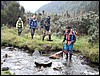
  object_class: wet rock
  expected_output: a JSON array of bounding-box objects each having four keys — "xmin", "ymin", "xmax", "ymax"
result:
[
  {"xmin": 3, "ymin": 54, "xmax": 8, "ymax": 58},
  {"xmin": 81, "ymin": 60, "xmax": 90, "ymax": 65},
  {"xmin": 33, "ymin": 50, "xmax": 40, "ymax": 56},
  {"xmin": 2, "ymin": 67, "xmax": 9, "ymax": 71},
  {"xmin": 49, "ymin": 51, "xmax": 63, "ymax": 59},
  {"xmin": 1, "ymin": 46, "xmax": 6, "ymax": 49},
  {"xmin": 13, "ymin": 48, "xmax": 17, "ymax": 51},
  {"xmin": 35, "ymin": 57, "xmax": 52, "ymax": 67},
  {"xmin": 9, "ymin": 47, "xmax": 14, "ymax": 51},
  {"xmin": 79, "ymin": 55, "xmax": 84, "ymax": 60},
  {"xmin": 26, "ymin": 50, "xmax": 29, "ymax": 53},
  {"xmin": 35, "ymin": 61, "xmax": 52, "ymax": 67},
  {"xmin": 3, "ymin": 53, "xmax": 14, "ymax": 58},
  {"xmin": 53, "ymin": 67, "xmax": 62, "ymax": 70},
  {"xmin": 3, "ymin": 59, "xmax": 6, "ymax": 62},
  {"xmin": 1, "ymin": 62, "xmax": 3, "ymax": 64}
]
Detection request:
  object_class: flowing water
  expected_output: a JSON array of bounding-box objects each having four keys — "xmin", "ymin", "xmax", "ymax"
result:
[{"xmin": 1, "ymin": 47, "xmax": 99, "ymax": 75}]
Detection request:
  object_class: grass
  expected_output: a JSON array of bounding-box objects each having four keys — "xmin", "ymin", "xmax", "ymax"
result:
[
  {"xmin": 1, "ymin": 26, "xmax": 63, "ymax": 51},
  {"xmin": 1, "ymin": 71, "xmax": 15, "ymax": 75},
  {"xmin": 74, "ymin": 36, "xmax": 99, "ymax": 63},
  {"xmin": 1, "ymin": 26, "xmax": 99, "ymax": 64}
]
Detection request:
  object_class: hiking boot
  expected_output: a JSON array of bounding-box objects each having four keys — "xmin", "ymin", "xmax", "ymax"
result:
[
  {"xmin": 47, "ymin": 35, "xmax": 53, "ymax": 41},
  {"xmin": 42, "ymin": 35, "xmax": 45, "ymax": 41},
  {"xmin": 32, "ymin": 37, "xmax": 33, "ymax": 39},
  {"xmin": 31, "ymin": 35, "xmax": 33, "ymax": 39}
]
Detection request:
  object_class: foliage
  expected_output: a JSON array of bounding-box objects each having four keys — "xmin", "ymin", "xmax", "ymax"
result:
[
  {"xmin": 80, "ymin": 11, "xmax": 99, "ymax": 44},
  {"xmin": 74, "ymin": 36, "xmax": 99, "ymax": 63},
  {"xmin": 1, "ymin": 1, "xmax": 26, "ymax": 27}
]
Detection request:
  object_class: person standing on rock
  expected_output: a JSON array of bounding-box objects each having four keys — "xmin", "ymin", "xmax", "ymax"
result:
[
  {"xmin": 28, "ymin": 14, "xmax": 38, "ymax": 39},
  {"xmin": 62, "ymin": 26, "xmax": 76, "ymax": 61},
  {"xmin": 16, "ymin": 17, "xmax": 24, "ymax": 36}
]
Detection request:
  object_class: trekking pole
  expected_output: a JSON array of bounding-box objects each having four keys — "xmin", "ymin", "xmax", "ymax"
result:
[{"xmin": 62, "ymin": 43, "xmax": 64, "ymax": 59}]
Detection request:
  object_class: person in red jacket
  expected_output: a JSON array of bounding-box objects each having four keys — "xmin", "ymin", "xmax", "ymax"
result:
[{"xmin": 62, "ymin": 26, "xmax": 76, "ymax": 61}]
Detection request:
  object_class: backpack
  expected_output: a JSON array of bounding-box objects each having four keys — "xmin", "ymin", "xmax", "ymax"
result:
[
  {"xmin": 65, "ymin": 29, "xmax": 75, "ymax": 41},
  {"xmin": 18, "ymin": 21, "xmax": 22, "ymax": 28}
]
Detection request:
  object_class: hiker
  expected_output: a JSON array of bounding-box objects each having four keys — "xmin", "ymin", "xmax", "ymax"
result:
[
  {"xmin": 27, "ymin": 18, "xmax": 30, "ymax": 25},
  {"xmin": 42, "ymin": 16, "xmax": 52, "ymax": 41},
  {"xmin": 62, "ymin": 26, "xmax": 76, "ymax": 61},
  {"xmin": 16, "ymin": 17, "xmax": 24, "ymax": 36},
  {"xmin": 40, "ymin": 10, "xmax": 46, "ymax": 30},
  {"xmin": 28, "ymin": 14, "xmax": 38, "ymax": 39}
]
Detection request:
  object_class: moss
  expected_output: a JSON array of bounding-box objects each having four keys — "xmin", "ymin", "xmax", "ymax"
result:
[{"xmin": 1, "ymin": 71, "xmax": 15, "ymax": 75}]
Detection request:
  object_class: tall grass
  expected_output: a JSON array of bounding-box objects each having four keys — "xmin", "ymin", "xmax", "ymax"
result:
[{"xmin": 74, "ymin": 36, "xmax": 99, "ymax": 63}]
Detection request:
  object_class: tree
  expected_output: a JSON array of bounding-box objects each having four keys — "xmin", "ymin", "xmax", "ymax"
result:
[{"xmin": 1, "ymin": 1, "xmax": 26, "ymax": 27}]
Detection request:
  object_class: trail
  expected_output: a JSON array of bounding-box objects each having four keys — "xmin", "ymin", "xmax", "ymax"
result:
[{"xmin": 1, "ymin": 47, "xmax": 99, "ymax": 75}]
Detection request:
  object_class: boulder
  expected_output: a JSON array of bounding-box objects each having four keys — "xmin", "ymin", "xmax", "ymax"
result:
[
  {"xmin": 34, "ymin": 57, "xmax": 52, "ymax": 67},
  {"xmin": 2, "ymin": 67, "xmax": 9, "ymax": 71},
  {"xmin": 53, "ymin": 67, "xmax": 62, "ymax": 70}
]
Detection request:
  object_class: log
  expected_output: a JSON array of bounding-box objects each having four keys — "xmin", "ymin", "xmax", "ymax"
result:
[{"xmin": 49, "ymin": 51, "xmax": 63, "ymax": 59}]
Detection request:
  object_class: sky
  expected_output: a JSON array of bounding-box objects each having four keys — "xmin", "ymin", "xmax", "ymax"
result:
[{"xmin": 19, "ymin": 1, "xmax": 52, "ymax": 13}]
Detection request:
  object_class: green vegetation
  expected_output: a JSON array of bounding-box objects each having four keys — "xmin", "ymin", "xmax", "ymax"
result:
[
  {"xmin": 1, "ymin": 71, "xmax": 15, "ymax": 75},
  {"xmin": 1, "ymin": 26, "xmax": 99, "ymax": 63},
  {"xmin": 1, "ymin": 1, "xmax": 99, "ymax": 75},
  {"xmin": 1, "ymin": 26, "xmax": 63, "ymax": 51},
  {"xmin": 1, "ymin": 1, "xmax": 26, "ymax": 27},
  {"xmin": 74, "ymin": 36, "xmax": 99, "ymax": 63}
]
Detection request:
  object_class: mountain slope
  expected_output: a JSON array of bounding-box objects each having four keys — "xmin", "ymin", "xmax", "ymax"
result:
[{"xmin": 36, "ymin": 1, "xmax": 98, "ymax": 14}]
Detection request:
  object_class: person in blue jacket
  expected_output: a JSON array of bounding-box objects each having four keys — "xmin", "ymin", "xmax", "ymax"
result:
[
  {"xmin": 28, "ymin": 14, "xmax": 38, "ymax": 39},
  {"xmin": 62, "ymin": 26, "xmax": 76, "ymax": 61}
]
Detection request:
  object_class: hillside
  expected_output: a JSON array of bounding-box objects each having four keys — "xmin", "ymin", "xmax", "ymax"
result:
[{"xmin": 36, "ymin": 1, "xmax": 99, "ymax": 15}]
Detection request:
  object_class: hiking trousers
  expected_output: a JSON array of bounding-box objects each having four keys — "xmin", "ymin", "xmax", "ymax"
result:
[
  {"xmin": 18, "ymin": 28, "xmax": 22, "ymax": 36},
  {"xmin": 30, "ymin": 28, "xmax": 35, "ymax": 39}
]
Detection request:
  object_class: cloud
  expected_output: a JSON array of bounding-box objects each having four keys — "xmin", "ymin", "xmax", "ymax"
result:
[{"xmin": 19, "ymin": 1, "xmax": 51, "ymax": 13}]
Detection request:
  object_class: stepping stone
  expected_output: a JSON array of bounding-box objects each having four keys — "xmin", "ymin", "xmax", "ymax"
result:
[
  {"xmin": 34, "ymin": 57, "xmax": 52, "ymax": 67},
  {"xmin": 2, "ymin": 67, "xmax": 9, "ymax": 71}
]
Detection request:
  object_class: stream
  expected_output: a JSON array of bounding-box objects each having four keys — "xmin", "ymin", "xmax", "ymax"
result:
[{"xmin": 1, "ymin": 46, "xmax": 99, "ymax": 75}]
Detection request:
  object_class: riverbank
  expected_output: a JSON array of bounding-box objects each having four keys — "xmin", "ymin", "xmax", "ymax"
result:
[
  {"xmin": 1, "ymin": 26, "xmax": 99, "ymax": 64},
  {"xmin": 1, "ymin": 70, "xmax": 15, "ymax": 75}
]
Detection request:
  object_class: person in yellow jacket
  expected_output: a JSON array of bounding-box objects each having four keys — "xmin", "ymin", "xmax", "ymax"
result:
[{"xmin": 16, "ymin": 17, "xmax": 24, "ymax": 36}]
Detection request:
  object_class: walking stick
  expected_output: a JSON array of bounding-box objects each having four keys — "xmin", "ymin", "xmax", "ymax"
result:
[{"xmin": 62, "ymin": 43, "xmax": 64, "ymax": 59}]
